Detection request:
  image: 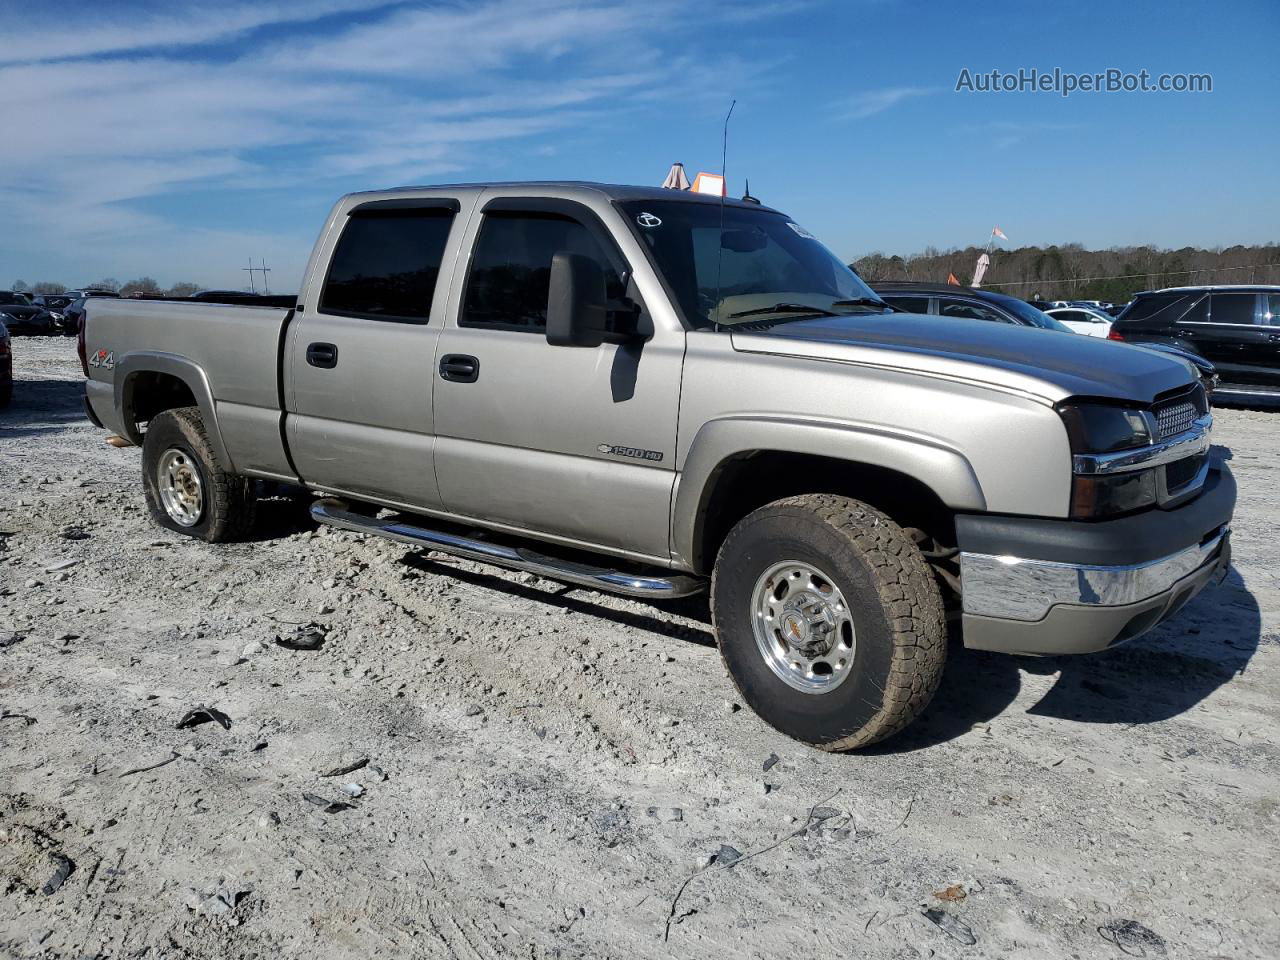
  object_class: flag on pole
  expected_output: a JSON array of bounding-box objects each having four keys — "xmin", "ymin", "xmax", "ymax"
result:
[
  {"xmin": 991, "ymin": 226, "xmax": 1008, "ymax": 241},
  {"xmin": 946, "ymin": 272, "xmax": 961, "ymax": 286},
  {"xmin": 971, "ymin": 253, "xmax": 991, "ymax": 288}
]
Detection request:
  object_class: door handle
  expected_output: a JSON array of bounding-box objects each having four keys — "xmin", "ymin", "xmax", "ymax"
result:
[
  {"xmin": 306, "ymin": 342, "xmax": 338, "ymax": 368},
  {"xmin": 439, "ymin": 354, "xmax": 479, "ymax": 383}
]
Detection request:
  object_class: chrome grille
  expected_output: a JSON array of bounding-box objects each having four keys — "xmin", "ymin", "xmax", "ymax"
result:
[{"xmin": 1155, "ymin": 400, "xmax": 1198, "ymax": 439}]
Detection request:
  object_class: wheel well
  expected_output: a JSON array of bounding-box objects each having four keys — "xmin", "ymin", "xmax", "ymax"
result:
[
  {"xmin": 693, "ymin": 451, "xmax": 957, "ymax": 574},
  {"xmin": 126, "ymin": 371, "xmax": 198, "ymax": 429}
]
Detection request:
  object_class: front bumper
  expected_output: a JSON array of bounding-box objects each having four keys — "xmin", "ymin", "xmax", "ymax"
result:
[{"xmin": 958, "ymin": 464, "xmax": 1235, "ymax": 655}]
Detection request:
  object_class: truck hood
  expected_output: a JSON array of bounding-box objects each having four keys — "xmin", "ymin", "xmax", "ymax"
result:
[{"xmin": 729, "ymin": 312, "xmax": 1194, "ymax": 404}]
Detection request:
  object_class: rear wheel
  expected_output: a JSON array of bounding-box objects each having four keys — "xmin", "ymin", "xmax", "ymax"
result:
[
  {"xmin": 711, "ymin": 494, "xmax": 946, "ymax": 750},
  {"xmin": 141, "ymin": 406, "xmax": 256, "ymax": 542}
]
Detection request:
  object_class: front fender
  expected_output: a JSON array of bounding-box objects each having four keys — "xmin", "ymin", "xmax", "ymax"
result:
[
  {"xmin": 670, "ymin": 415, "xmax": 986, "ymax": 569},
  {"xmin": 114, "ymin": 352, "xmax": 234, "ymax": 471}
]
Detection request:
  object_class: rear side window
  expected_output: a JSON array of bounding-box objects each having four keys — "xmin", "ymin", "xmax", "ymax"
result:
[
  {"xmin": 938, "ymin": 298, "xmax": 1007, "ymax": 323},
  {"xmin": 320, "ymin": 209, "xmax": 455, "ymax": 322},
  {"xmin": 1118, "ymin": 292, "xmax": 1204, "ymax": 327},
  {"xmin": 462, "ymin": 212, "xmax": 620, "ymax": 331},
  {"xmin": 882, "ymin": 295, "xmax": 930, "ymax": 314},
  {"xmin": 1208, "ymin": 292, "xmax": 1259, "ymax": 325}
]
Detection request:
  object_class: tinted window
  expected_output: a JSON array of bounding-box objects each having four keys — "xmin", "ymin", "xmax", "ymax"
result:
[
  {"xmin": 320, "ymin": 209, "xmax": 454, "ymax": 322},
  {"xmin": 881, "ymin": 295, "xmax": 930, "ymax": 314},
  {"xmin": 1119, "ymin": 292, "xmax": 1203, "ymax": 327},
  {"xmin": 1209, "ymin": 292, "xmax": 1259, "ymax": 325},
  {"xmin": 938, "ymin": 298, "xmax": 1007, "ymax": 323},
  {"xmin": 1264, "ymin": 294, "xmax": 1280, "ymax": 326},
  {"xmin": 462, "ymin": 212, "xmax": 619, "ymax": 330}
]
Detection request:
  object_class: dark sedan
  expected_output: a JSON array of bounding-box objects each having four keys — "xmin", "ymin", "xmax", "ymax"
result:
[
  {"xmin": 0, "ymin": 291, "xmax": 54, "ymax": 336},
  {"xmin": 0, "ymin": 321, "xmax": 12, "ymax": 407}
]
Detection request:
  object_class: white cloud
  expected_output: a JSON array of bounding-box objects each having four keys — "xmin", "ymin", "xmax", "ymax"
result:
[
  {"xmin": 0, "ymin": 0, "xmax": 795, "ymax": 287},
  {"xmin": 839, "ymin": 85, "xmax": 938, "ymax": 119}
]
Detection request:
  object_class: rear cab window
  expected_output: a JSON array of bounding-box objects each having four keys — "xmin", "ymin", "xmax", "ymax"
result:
[
  {"xmin": 938, "ymin": 298, "xmax": 1008, "ymax": 323},
  {"xmin": 319, "ymin": 204, "xmax": 457, "ymax": 323},
  {"xmin": 881, "ymin": 295, "xmax": 931, "ymax": 314}
]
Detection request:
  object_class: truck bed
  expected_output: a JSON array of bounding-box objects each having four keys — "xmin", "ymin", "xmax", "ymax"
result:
[{"xmin": 83, "ymin": 298, "xmax": 297, "ymax": 480}]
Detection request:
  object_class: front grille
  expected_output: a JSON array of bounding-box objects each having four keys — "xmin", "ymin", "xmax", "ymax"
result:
[{"xmin": 1156, "ymin": 400, "xmax": 1198, "ymax": 439}]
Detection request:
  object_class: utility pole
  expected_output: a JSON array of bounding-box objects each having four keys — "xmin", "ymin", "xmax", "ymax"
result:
[{"xmin": 240, "ymin": 257, "xmax": 272, "ymax": 294}]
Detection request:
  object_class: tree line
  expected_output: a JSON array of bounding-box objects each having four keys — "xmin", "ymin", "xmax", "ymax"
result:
[
  {"xmin": 852, "ymin": 243, "xmax": 1280, "ymax": 302},
  {"xmin": 11, "ymin": 277, "xmax": 203, "ymax": 298}
]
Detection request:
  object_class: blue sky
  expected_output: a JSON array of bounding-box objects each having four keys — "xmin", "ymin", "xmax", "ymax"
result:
[{"xmin": 1, "ymin": 0, "xmax": 1276, "ymax": 290}]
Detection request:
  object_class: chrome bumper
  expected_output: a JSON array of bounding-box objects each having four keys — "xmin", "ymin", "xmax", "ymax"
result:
[{"xmin": 961, "ymin": 526, "xmax": 1230, "ymax": 622}]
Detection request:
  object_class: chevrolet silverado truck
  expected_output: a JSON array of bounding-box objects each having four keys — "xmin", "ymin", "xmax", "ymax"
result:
[{"xmin": 81, "ymin": 182, "xmax": 1235, "ymax": 750}]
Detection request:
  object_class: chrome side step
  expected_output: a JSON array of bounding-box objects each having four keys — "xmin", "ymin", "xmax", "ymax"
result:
[{"xmin": 310, "ymin": 498, "xmax": 705, "ymax": 600}]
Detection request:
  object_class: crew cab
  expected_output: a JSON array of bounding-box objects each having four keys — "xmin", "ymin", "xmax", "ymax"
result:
[{"xmin": 82, "ymin": 182, "xmax": 1236, "ymax": 750}]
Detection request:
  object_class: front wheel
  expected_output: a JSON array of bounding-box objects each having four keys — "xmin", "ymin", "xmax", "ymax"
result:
[
  {"xmin": 711, "ymin": 494, "xmax": 946, "ymax": 750},
  {"xmin": 141, "ymin": 406, "xmax": 256, "ymax": 542}
]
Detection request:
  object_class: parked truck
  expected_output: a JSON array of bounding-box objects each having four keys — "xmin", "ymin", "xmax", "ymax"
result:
[{"xmin": 82, "ymin": 182, "xmax": 1235, "ymax": 749}]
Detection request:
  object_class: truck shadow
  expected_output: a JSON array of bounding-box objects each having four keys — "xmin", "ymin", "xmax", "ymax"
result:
[
  {"xmin": 0, "ymin": 378, "xmax": 89, "ymax": 439},
  {"xmin": 869, "ymin": 566, "xmax": 1262, "ymax": 753}
]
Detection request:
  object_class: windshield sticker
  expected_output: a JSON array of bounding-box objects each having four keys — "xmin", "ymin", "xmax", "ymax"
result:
[
  {"xmin": 636, "ymin": 212, "xmax": 662, "ymax": 228},
  {"xmin": 786, "ymin": 221, "xmax": 815, "ymax": 239}
]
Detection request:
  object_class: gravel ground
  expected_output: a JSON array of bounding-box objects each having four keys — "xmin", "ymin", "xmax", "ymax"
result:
[{"xmin": 2, "ymin": 337, "xmax": 1278, "ymax": 960}]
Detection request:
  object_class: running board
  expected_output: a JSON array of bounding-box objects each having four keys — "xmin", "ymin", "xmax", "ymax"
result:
[{"xmin": 310, "ymin": 498, "xmax": 705, "ymax": 599}]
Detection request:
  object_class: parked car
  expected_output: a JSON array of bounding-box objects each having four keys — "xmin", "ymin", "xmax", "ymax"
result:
[
  {"xmin": 30, "ymin": 294, "xmax": 77, "ymax": 333},
  {"xmin": 0, "ymin": 291, "xmax": 54, "ymax": 335},
  {"xmin": 872, "ymin": 282, "xmax": 1077, "ymax": 331},
  {"xmin": 0, "ymin": 321, "xmax": 12, "ymax": 407},
  {"xmin": 59, "ymin": 298, "xmax": 88, "ymax": 337},
  {"xmin": 1108, "ymin": 285, "xmax": 1280, "ymax": 399},
  {"xmin": 876, "ymin": 284, "xmax": 1218, "ymax": 397},
  {"xmin": 1045, "ymin": 306, "xmax": 1115, "ymax": 338},
  {"xmin": 82, "ymin": 182, "xmax": 1234, "ymax": 751}
]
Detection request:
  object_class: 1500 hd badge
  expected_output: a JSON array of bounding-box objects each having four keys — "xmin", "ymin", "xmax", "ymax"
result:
[{"xmin": 597, "ymin": 443, "xmax": 664, "ymax": 462}]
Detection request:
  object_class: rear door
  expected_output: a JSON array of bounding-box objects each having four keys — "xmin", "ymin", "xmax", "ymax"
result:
[
  {"xmin": 285, "ymin": 197, "xmax": 466, "ymax": 509},
  {"xmin": 1179, "ymin": 292, "xmax": 1275, "ymax": 387},
  {"xmin": 430, "ymin": 194, "xmax": 684, "ymax": 561}
]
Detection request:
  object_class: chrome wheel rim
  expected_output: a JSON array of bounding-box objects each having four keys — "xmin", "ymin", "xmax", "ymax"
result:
[
  {"xmin": 156, "ymin": 447, "xmax": 203, "ymax": 527},
  {"xmin": 751, "ymin": 560, "xmax": 856, "ymax": 694}
]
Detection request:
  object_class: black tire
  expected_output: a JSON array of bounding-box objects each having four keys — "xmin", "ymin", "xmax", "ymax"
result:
[
  {"xmin": 141, "ymin": 406, "xmax": 256, "ymax": 542},
  {"xmin": 711, "ymin": 494, "xmax": 946, "ymax": 750}
]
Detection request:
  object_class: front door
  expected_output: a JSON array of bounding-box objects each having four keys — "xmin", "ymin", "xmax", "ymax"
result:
[
  {"xmin": 1179, "ymin": 292, "xmax": 1277, "ymax": 388},
  {"xmin": 431, "ymin": 195, "xmax": 684, "ymax": 562},
  {"xmin": 285, "ymin": 198, "xmax": 464, "ymax": 509}
]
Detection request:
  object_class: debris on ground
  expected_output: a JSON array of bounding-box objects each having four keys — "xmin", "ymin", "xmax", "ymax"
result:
[
  {"xmin": 1098, "ymin": 919, "xmax": 1167, "ymax": 957},
  {"xmin": 763, "ymin": 753, "xmax": 780, "ymax": 772},
  {"xmin": 934, "ymin": 883, "xmax": 967, "ymax": 902},
  {"xmin": 318, "ymin": 755, "xmax": 368, "ymax": 778},
  {"xmin": 713, "ymin": 844, "xmax": 743, "ymax": 867},
  {"xmin": 186, "ymin": 882, "xmax": 252, "ymax": 919},
  {"xmin": 341, "ymin": 783, "xmax": 364, "ymax": 798},
  {"xmin": 40, "ymin": 854, "xmax": 74, "ymax": 895},
  {"xmin": 302, "ymin": 792, "xmax": 355, "ymax": 814},
  {"xmin": 175, "ymin": 705, "xmax": 231, "ymax": 730},
  {"xmin": 922, "ymin": 908, "xmax": 977, "ymax": 945},
  {"xmin": 275, "ymin": 623, "xmax": 327, "ymax": 651}
]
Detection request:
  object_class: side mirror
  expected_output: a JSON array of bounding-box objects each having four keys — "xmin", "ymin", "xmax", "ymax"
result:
[{"xmin": 546, "ymin": 252, "xmax": 609, "ymax": 347}]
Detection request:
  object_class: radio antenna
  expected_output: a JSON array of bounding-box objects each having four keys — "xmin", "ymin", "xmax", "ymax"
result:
[{"xmin": 712, "ymin": 98, "xmax": 736, "ymax": 331}]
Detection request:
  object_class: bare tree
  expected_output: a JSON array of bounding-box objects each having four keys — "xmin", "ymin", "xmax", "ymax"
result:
[
  {"xmin": 31, "ymin": 281, "xmax": 68, "ymax": 295},
  {"xmin": 11, "ymin": 280, "xmax": 29, "ymax": 292},
  {"xmin": 120, "ymin": 277, "xmax": 162, "ymax": 298},
  {"xmin": 90, "ymin": 278, "xmax": 121, "ymax": 293},
  {"xmin": 165, "ymin": 282, "xmax": 201, "ymax": 298}
]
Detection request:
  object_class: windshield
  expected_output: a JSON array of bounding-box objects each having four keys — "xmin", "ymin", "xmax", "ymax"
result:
[
  {"xmin": 618, "ymin": 200, "xmax": 885, "ymax": 328},
  {"xmin": 998, "ymin": 296, "xmax": 1074, "ymax": 332},
  {"xmin": 0, "ymin": 292, "xmax": 24, "ymax": 305}
]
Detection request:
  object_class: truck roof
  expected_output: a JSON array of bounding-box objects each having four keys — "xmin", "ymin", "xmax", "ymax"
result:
[{"xmin": 346, "ymin": 180, "xmax": 781, "ymax": 214}]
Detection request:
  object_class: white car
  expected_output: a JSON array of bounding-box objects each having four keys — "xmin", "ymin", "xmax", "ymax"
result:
[{"xmin": 1045, "ymin": 306, "xmax": 1113, "ymax": 338}]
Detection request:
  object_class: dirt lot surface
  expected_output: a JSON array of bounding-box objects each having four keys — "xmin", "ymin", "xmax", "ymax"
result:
[{"xmin": 2, "ymin": 337, "xmax": 1278, "ymax": 959}]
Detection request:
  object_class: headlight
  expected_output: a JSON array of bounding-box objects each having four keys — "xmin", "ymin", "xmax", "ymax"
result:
[
  {"xmin": 1058, "ymin": 402, "xmax": 1153, "ymax": 453},
  {"xmin": 1058, "ymin": 402, "xmax": 1159, "ymax": 519}
]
